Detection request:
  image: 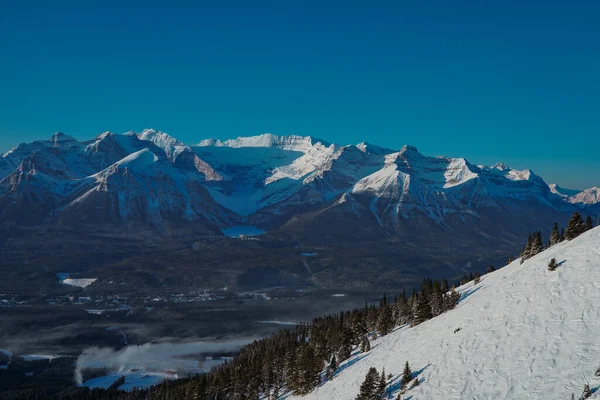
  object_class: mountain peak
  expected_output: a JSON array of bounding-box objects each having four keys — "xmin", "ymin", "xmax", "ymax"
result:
[
  {"xmin": 400, "ymin": 144, "xmax": 419, "ymax": 153},
  {"xmin": 138, "ymin": 129, "xmax": 184, "ymax": 147},
  {"xmin": 196, "ymin": 133, "xmax": 329, "ymax": 152},
  {"xmin": 49, "ymin": 132, "xmax": 77, "ymax": 148},
  {"xmin": 94, "ymin": 131, "xmax": 115, "ymax": 141},
  {"xmin": 493, "ymin": 162, "xmax": 511, "ymax": 171},
  {"xmin": 355, "ymin": 142, "xmax": 395, "ymax": 155}
]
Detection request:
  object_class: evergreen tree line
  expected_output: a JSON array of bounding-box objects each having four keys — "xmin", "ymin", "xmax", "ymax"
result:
[
  {"xmin": 60, "ymin": 280, "xmax": 465, "ymax": 400},
  {"xmin": 521, "ymin": 212, "xmax": 594, "ymax": 264}
]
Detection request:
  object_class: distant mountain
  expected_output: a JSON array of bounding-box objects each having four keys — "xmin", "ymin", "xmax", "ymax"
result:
[
  {"xmin": 1, "ymin": 130, "xmax": 598, "ymax": 291},
  {"xmin": 550, "ymin": 183, "xmax": 600, "ymax": 213}
]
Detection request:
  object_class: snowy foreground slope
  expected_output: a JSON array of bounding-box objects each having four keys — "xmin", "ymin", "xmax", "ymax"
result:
[{"xmin": 290, "ymin": 227, "xmax": 600, "ymax": 400}]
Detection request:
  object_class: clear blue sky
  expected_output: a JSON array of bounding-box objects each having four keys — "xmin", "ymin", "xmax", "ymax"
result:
[{"xmin": 1, "ymin": 0, "xmax": 598, "ymax": 188}]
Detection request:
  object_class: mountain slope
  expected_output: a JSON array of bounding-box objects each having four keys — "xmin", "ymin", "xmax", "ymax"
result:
[{"xmin": 290, "ymin": 227, "xmax": 600, "ymax": 400}]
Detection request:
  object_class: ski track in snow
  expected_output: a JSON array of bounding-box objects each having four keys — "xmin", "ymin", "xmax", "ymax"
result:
[{"xmin": 289, "ymin": 227, "xmax": 600, "ymax": 400}]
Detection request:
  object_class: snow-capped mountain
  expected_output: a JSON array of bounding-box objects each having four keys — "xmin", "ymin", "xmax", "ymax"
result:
[
  {"xmin": 0, "ymin": 130, "xmax": 596, "ymax": 238},
  {"xmin": 0, "ymin": 131, "xmax": 235, "ymax": 230},
  {"xmin": 289, "ymin": 226, "xmax": 600, "ymax": 400},
  {"xmin": 550, "ymin": 184, "xmax": 600, "ymax": 213}
]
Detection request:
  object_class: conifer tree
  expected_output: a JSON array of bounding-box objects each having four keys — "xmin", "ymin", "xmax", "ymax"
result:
[
  {"xmin": 549, "ymin": 222, "xmax": 561, "ymax": 246},
  {"xmin": 565, "ymin": 212, "xmax": 586, "ymax": 240},
  {"xmin": 325, "ymin": 354, "xmax": 337, "ymax": 381},
  {"xmin": 580, "ymin": 383, "xmax": 592, "ymax": 399},
  {"xmin": 337, "ymin": 343, "xmax": 351, "ymax": 363},
  {"xmin": 360, "ymin": 335, "xmax": 371, "ymax": 352},
  {"xmin": 292, "ymin": 343, "xmax": 321, "ymax": 395},
  {"xmin": 531, "ymin": 231, "xmax": 543, "ymax": 256},
  {"xmin": 355, "ymin": 367, "xmax": 380, "ymax": 400},
  {"xmin": 487, "ymin": 265, "xmax": 495, "ymax": 273},
  {"xmin": 429, "ymin": 281, "xmax": 444, "ymax": 317},
  {"xmin": 401, "ymin": 361, "xmax": 412, "ymax": 387},
  {"xmin": 444, "ymin": 288, "xmax": 460, "ymax": 310},
  {"xmin": 560, "ymin": 228, "xmax": 566, "ymax": 241},
  {"xmin": 585, "ymin": 216, "xmax": 594, "ymax": 231},
  {"xmin": 377, "ymin": 302, "xmax": 395, "ymax": 336},
  {"xmin": 521, "ymin": 234, "xmax": 532, "ymax": 264},
  {"xmin": 548, "ymin": 257, "xmax": 558, "ymax": 271},
  {"xmin": 413, "ymin": 292, "xmax": 432, "ymax": 325},
  {"xmin": 395, "ymin": 293, "xmax": 411, "ymax": 325},
  {"xmin": 474, "ymin": 272, "xmax": 481, "ymax": 285},
  {"xmin": 378, "ymin": 367, "xmax": 387, "ymax": 398}
]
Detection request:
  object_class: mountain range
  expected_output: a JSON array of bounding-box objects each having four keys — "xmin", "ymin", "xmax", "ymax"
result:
[{"xmin": 1, "ymin": 130, "xmax": 598, "ymax": 291}]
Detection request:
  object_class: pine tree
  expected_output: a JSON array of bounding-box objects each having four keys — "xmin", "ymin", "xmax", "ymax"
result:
[
  {"xmin": 413, "ymin": 292, "xmax": 432, "ymax": 325},
  {"xmin": 325, "ymin": 354, "xmax": 337, "ymax": 381},
  {"xmin": 549, "ymin": 222, "xmax": 561, "ymax": 246},
  {"xmin": 355, "ymin": 367, "xmax": 379, "ymax": 400},
  {"xmin": 565, "ymin": 212, "xmax": 586, "ymax": 240},
  {"xmin": 395, "ymin": 292, "xmax": 411, "ymax": 325},
  {"xmin": 270, "ymin": 384, "xmax": 280, "ymax": 400},
  {"xmin": 360, "ymin": 335, "xmax": 371, "ymax": 352},
  {"xmin": 429, "ymin": 281, "xmax": 444, "ymax": 317},
  {"xmin": 377, "ymin": 302, "xmax": 395, "ymax": 336},
  {"xmin": 337, "ymin": 343, "xmax": 352, "ymax": 363},
  {"xmin": 548, "ymin": 258, "xmax": 558, "ymax": 271},
  {"xmin": 487, "ymin": 265, "xmax": 495, "ymax": 273},
  {"xmin": 520, "ymin": 234, "xmax": 532, "ymax": 264},
  {"xmin": 293, "ymin": 343, "xmax": 321, "ymax": 395},
  {"xmin": 444, "ymin": 288, "xmax": 460, "ymax": 311},
  {"xmin": 401, "ymin": 361, "xmax": 412, "ymax": 387},
  {"xmin": 585, "ymin": 216, "xmax": 594, "ymax": 231},
  {"xmin": 560, "ymin": 227, "xmax": 566, "ymax": 241},
  {"xmin": 580, "ymin": 383, "xmax": 592, "ymax": 399},
  {"xmin": 474, "ymin": 272, "xmax": 481, "ymax": 285},
  {"xmin": 378, "ymin": 367, "xmax": 387, "ymax": 398},
  {"xmin": 531, "ymin": 231, "xmax": 543, "ymax": 256}
]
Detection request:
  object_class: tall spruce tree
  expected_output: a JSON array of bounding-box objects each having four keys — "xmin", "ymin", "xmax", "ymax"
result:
[
  {"xmin": 401, "ymin": 361, "xmax": 413, "ymax": 387},
  {"xmin": 378, "ymin": 367, "xmax": 387, "ymax": 398},
  {"xmin": 355, "ymin": 367, "xmax": 380, "ymax": 400},
  {"xmin": 429, "ymin": 281, "xmax": 444, "ymax": 317},
  {"xmin": 565, "ymin": 212, "xmax": 586, "ymax": 240},
  {"xmin": 585, "ymin": 216, "xmax": 594, "ymax": 231},
  {"xmin": 377, "ymin": 303, "xmax": 395, "ymax": 336},
  {"xmin": 413, "ymin": 292, "xmax": 432, "ymax": 325},
  {"xmin": 360, "ymin": 335, "xmax": 371, "ymax": 353},
  {"xmin": 337, "ymin": 343, "xmax": 351, "ymax": 363},
  {"xmin": 444, "ymin": 288, "xmax": 460, "ymax": 310},
  {"xmin": 531, "ymin": 231, "xmax": 543, "ymax": 257},
  {"xmin": 325, "ymin": 354, "xmax": 337, "ymax": 381},
  {"xmin": 520, "ymin": 233, "xmax": 532, "ymax": 264},
  {"xmin": 549, "ymin": 222, "xmax": 561, "ymax": 246}
]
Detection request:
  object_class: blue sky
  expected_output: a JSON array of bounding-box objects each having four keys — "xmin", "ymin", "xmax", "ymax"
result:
[{"xmin": 1, "ymin": 0, "xmax": 598, "ymax": 188}]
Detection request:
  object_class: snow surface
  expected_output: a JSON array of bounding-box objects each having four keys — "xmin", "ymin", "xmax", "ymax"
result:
[
  {"xmin": 82, "ymin": 372, "xmax": 175, "ymax": 392},
  {"xmin": 289, "ymin": 227, "xmax": 600, "ymax": 400},
  {"xmin": 257, "ymin": 321, "xmax": 300, "ymax": 326},
  {"xmin": 57, "ymin": 272, "xmax": 97, "ymax": 288},
  {"xmin": 222, "ymin": 226, "xmax": 266, "ymax": 238},
  {"xmin": 22, "ymin": 354, "xmax": 61, "ymax": 361}
]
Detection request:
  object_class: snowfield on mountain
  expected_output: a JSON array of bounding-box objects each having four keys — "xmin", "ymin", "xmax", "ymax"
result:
[{"xmin": 290, "ymin": 227, "xmax": 600, "ymax": 400}]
